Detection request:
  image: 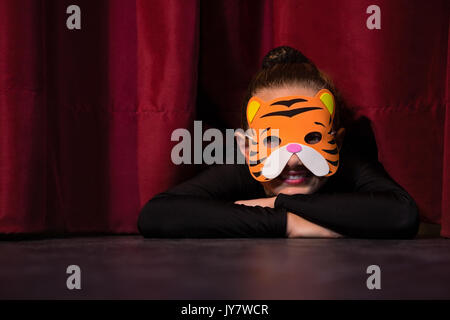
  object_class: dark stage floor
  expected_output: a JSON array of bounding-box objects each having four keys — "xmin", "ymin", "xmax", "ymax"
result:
[{"xmin": 1, "ymin": 236, "xmax": 449, "ymax": 299}]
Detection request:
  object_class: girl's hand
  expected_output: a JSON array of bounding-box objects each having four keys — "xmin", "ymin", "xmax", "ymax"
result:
[
  {"xmin": 234, "ymin": 197, "xmax": 276, "ymax": 208},
  {"xmin": 286, "ymin": 212, "xmax": 343, "ymax": 238},
  {"xmin": 235, "ymin": 199, "xmax": 342, "ymax": 238}
]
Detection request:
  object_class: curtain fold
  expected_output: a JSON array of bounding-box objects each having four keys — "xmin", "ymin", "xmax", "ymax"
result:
[
  {"xmin": 0, "ymin": 0, "xmax": 47, "ymax": 233},
  {"xmin": 136, "ymin": 0, "xmax": 199, "ymax": 211},
  {"xmin": 0, "ymin": 0, "xmax": 448, "ymax": 236},
  {"xmin": 442, "ymin": 22, "xmax": 450, "ymax": 237}
]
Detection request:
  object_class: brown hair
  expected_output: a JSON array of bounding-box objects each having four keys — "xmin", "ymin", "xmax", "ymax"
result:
[{"xmin": 241, "ymin": 46, "xmax": 348, "ymax": 130}]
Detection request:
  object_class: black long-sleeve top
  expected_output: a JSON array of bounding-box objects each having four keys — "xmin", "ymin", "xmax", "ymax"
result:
[{"xmin": 137, "ymin": 141, "xmax": 420, "ymax": 239}]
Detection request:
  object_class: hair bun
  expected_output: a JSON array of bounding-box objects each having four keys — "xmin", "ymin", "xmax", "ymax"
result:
[{"xmin": 262, "ymin": 46, "xmax": 311, "ymax": 69}]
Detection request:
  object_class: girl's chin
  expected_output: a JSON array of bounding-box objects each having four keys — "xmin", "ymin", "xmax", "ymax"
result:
[{"xmin": 276, "ymin": 185, "xmax": 313, "ymax": 195}]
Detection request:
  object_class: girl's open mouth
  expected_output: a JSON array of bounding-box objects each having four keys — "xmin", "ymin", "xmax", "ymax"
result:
[{"xmin": 280, "ymin": 169, "xmax": 312, "ymax": 185}]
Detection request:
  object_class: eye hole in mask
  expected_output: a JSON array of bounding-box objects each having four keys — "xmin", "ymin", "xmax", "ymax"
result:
[
  {"xmin": 304, "ymin": 131, "xmax": 322, "ymax": 145},
  {"xmin": 263, "ymin": 136, "xmax": 282, "ymax": 148}
]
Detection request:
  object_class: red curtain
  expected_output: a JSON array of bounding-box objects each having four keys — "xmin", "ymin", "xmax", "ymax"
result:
[{"xmin": 0, "ymin": 0, "xmax": 448, "ymax": 236}]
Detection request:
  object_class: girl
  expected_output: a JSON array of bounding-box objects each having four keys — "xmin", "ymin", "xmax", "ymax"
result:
[{"xmin": 137, "ymin": 46, "xmax": 419, "ymax": 239}]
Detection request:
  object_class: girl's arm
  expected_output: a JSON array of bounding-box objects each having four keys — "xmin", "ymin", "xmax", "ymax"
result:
[
  {"xmin": 235, "ymin": 197, "xmax": 343, "ymax": 238},
  {"xmin": 286, "ymin": 212, "xmax": 342, "ymax": 238},
  {"xmin": 137, "ymin": 164, "xmax": 287, "ymax": 238},
  {"xmin": 274, "ymin": 155, "xmax": 420, "ymax": 239}
]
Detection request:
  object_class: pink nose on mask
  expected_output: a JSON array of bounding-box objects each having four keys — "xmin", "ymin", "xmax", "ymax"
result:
[{"xmin": 287, "ymin": 143, "xmax": 302, "ymax": 153}]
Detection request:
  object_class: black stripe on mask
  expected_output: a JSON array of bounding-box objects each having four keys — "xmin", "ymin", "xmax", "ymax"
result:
[
  {"xmin": 322, "ymin": 148, "xmax": 338, "ymax": 155},
  {"xmin": 261, "ymin": 107, "xmax": 322, "ymax": 118},
  {"xmin": 270, "ymin": 98, "xmax": 308, "ymax": 107}
]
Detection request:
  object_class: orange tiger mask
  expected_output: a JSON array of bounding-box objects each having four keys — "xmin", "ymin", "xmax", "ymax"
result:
[{"xmin": 245, "ymin": 89, "xmax": 339, "ymax": 182}]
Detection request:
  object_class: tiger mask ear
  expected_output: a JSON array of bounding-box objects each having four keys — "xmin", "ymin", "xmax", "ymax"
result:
[
  {"xmin": 315, "ymin": 89, "xmax": 335, "ymax": 118},
  {"xmin": 246, "ymin": 97, "xmax": 263, "ymax": 125}
]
